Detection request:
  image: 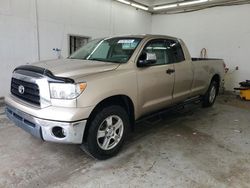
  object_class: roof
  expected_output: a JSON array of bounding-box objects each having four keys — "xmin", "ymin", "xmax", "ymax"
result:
[{"xmin": 104, "ymin": 34, "xmax": 178, "ymax": 40}]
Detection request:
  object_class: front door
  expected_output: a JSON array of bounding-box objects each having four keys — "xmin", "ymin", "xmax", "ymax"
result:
[{"xmin": 137, "ymin": 39, "xmax": 175, "ymax": 116}]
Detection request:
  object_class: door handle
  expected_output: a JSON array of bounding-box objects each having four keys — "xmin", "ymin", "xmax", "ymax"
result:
[{"xmin": 166, "ymin": 69, "xmax": 175, "ymax": 74}]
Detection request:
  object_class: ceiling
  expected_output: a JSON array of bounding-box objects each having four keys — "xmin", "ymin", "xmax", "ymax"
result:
[
  {"xmin": 136, "ymin": 0, "xmax": 183, "ymax": 6},
  {"xmin": 123, "ymin": 0, "xmax": 250, "ymax": 14}
]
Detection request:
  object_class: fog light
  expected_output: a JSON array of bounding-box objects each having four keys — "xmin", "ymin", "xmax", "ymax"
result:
[{"xmin": 52, "ymin": 126, "xmax": 66, "ymax": 138}]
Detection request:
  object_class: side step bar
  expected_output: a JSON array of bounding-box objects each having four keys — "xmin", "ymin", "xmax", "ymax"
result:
[{"xmin": 136, "ymin": 96, "xmax": 202, "ymax": 124}]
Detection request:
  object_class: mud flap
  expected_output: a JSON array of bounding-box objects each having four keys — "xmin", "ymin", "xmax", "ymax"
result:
[{"xmin": 80, "ymin": 143, "xmax": 96, "ymax": 159}]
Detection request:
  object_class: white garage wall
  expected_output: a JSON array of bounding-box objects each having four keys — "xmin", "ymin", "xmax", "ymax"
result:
[
  {"xmin": 152, "ymin": 4, "xmax": 250, "ymax": 90},
  {"xmin": 0, "ymin": 0, "xmax": 151, "ymax": 97},
  {"xmin": 38, "ymin": 0, "xmax": 151, "ymax": 60},
  {"xmin": 0, "ymin": 0, "xmax": 38, "ymax": 98}
]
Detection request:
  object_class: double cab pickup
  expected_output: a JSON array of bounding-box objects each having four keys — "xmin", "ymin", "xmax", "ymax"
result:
[{"xmin": 5, "ymin": 35, "xmax": 225, "ymax": 159}]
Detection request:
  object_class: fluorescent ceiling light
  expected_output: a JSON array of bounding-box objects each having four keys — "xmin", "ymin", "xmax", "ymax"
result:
[
  {"xmin": 179, "ymin": 0, "xmax": 208, "ymax": 6},
  {"xmin": 117, "ymin": 0, "xmax": 130, "ymax": 5},
  {"xmin": 131, "ymin": 3, "xmax": 149, "ymax": 10},
  {"xmin": 153, "ymin": 4, "xmax": 178, "ymax": 10}
]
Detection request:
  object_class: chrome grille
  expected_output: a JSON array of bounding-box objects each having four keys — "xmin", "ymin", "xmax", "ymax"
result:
[{"xmin": 11, "ymin": 77, "xmax": 40, "ymax": 106}]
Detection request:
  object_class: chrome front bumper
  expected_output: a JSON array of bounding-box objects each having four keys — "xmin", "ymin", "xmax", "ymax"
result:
[{"xmin": 6, "ymin": 105, "xmax": 87, "ymax": 144}]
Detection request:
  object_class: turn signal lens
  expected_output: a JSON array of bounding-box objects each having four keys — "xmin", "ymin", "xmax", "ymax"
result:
[{"xmin": 79, "ymin": 83, "xmax": 87, "ymax": 92}]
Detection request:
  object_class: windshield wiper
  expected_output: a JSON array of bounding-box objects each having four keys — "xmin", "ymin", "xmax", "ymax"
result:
[
  {"xmin": 68, "ymin": 57, "xmax": 85, "ymax": 60},
  {"xmin": 88, "ymin": 58, "xmax": 104, "ymax": 62},
  {"xmin": 69, "ymin": 57, "xmax": 123, "ymax": 64},
  {"xmin": 88, "ymin": 58, "xmax": 121, "ymax": 64}
]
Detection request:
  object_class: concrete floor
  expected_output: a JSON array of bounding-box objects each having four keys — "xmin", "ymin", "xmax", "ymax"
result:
[{"xmin": 0, "ymin": 94, "xmax": 250, "ymax": 188}]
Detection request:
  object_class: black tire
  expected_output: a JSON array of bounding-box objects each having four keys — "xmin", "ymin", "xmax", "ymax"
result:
[
  {"xmin": 86, "ymin": 105, "xmax": 129, "ymax": 160},
  {"xmin": 202, "ymin": 80, "xmax": 218, "ymax": 107}
]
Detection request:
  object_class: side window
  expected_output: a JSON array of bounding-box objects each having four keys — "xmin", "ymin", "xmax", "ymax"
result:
[
  {"xmin": 166, "ymin": 40, "xmax": 185, "ymax": 63},
  {"xmin": 143, "ymin": 40, "xmax": 168, "ymax": 65}
]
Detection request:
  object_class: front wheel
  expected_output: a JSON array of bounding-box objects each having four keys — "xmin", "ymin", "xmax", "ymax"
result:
[
  {"xmin": 85, "ymin": 105, "xmax": 129, "ymax": 160},
  {"xmin": 202, "ymin": 80, "xmax": 218, "ymax": 107}
]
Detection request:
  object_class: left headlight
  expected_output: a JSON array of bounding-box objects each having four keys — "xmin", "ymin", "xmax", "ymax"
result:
[{"xmin": 49, "ymin": 82, "xmax": 87, "ymax": 99}]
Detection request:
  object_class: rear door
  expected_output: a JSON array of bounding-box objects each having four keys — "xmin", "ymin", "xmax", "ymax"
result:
[
  {"xmin": 137, "ymin": 39, "xmax": 175, "ymax": 115},
  {"xmin": 166, "ymin": 39, "xmax": 194, "ymax": 103}
]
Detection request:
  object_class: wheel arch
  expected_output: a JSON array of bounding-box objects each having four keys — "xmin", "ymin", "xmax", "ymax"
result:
[
  {"xmin": 82, "ymin": 95, "xmax": 135, "ymax": 142},
  {"xmin": 211, "ymin": 74, "xmax": 220, "ymax": 94}
]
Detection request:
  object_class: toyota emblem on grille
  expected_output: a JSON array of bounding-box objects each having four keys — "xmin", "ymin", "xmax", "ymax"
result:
[{"xmin": 18, "ymin": 85, "xmax": 25, "ymax": 94}]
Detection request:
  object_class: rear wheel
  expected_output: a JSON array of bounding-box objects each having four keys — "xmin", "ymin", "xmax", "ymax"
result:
[
  {"xmin": 85, "ymin": 105, "xmax": 129, "ymax": 160},
  {"xmin": 202, "ymin": 80, "xmax": 218, "ymax": 107}
]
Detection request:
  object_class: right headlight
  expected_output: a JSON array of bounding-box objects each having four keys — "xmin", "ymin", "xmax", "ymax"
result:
[{"xmin": 49, "ymin": 82, "xmax": 87, "ymax": 99}]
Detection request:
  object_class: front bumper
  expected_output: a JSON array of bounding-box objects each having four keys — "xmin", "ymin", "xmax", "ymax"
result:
[{"xmin": 6, "ymin": 105, "xmax": 87, "ymax": 144}]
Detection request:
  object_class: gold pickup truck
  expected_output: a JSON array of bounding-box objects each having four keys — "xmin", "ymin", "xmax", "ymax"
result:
[{"xmin": 5, "ymin": 35, "xmax": 225, "ymax": 159}]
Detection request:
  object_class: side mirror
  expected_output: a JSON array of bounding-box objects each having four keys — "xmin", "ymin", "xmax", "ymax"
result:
[{"xmin": 138, "ymin": 52, "xmax": 157, "ymax": 67}]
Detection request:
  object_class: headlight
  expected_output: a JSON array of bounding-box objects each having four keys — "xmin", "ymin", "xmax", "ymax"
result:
[{"xmin": 49, "ymin": 82, "xmax": 87, "ymax": 99}]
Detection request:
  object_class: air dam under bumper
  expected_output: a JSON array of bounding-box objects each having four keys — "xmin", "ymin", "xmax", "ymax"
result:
[{"xmin": 5, "ymin": 105, "xmax": 87, "ymax": 144}]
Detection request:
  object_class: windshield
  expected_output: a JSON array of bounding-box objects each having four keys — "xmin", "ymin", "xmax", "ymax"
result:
[{"xmin": 69, "ymin": 37, "xmax": 142, "ymax": 63}]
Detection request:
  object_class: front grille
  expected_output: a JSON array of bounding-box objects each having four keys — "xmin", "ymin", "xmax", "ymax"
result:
[{"xmin": 11, "ymin": 78, "xmax": 40, "ymax": 106}]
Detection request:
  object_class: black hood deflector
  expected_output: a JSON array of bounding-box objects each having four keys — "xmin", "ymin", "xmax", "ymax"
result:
[{"xmin": 14, "ymin": 65, "xmax": 75, "ymax": 83}]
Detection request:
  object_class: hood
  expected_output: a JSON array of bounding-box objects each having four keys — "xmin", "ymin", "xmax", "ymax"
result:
[{"xmin": 32, "ymin": 59, "xmax": 120, "ymax": 80}]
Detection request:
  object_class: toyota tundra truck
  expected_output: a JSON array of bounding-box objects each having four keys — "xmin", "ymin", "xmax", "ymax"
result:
[{"xmin": 5, "ymin": 35, "xmax": 225, "ymax": 159}]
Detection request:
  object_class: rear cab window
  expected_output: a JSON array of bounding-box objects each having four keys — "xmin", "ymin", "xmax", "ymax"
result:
[{"xmin": 166, "ymin": 39, "xmax": 185, "ymax": 63}]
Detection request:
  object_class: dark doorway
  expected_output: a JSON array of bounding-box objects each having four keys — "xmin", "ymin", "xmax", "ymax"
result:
[{"xmin": 69, "ymin": 35, "xmax": 90, "ymax": 55}]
